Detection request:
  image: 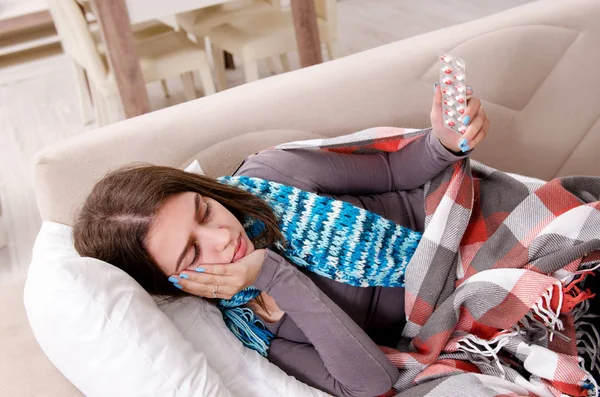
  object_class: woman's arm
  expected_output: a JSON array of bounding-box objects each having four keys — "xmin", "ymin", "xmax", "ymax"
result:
[
  {"xmin": 251, "ymin": 250, "xmax": 399, "ymax": 397},
  {"xmin": 264, "ymin": 313, "xmax": 310, "ymax": 344},
  {"xmin": 235, "ymin": 130, "xmax": 468, "ymax": 195},
  {"xmin": 246, "ymin": 294, "xmax": 310, "ymax": 344},
  {"xmin": 171, "ymin": 249, "xmax": 396, "ymax": 396},
  {"xmin": 236, "ymin": 88, "xmax": 489, "ymax": 196}
]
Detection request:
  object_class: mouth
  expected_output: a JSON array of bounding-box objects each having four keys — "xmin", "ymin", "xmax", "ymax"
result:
[{"xmin": 232, "ymin": 234, "xmax": 246, "ymax": 263}]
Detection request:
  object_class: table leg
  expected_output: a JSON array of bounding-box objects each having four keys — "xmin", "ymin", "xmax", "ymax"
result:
[
  {"xmin": 91, "ymin": 0, "xmax": 150, "ymax": 119},
  {"xmin": 290, "ymin": 0, "xmax": 323, "ymax": 67}
]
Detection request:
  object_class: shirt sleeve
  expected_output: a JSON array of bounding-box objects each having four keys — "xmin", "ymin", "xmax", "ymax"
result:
[
  {"xmin": 251, "ymin": 250, "xmax": 399, "ymax": 397},
  {"xmin": 235, "ymin": 129, "xmax": 469, "ymax": 195},
  {"xmin": 264, "ymin": 313, "xmax": 311, "ymax": 344}
]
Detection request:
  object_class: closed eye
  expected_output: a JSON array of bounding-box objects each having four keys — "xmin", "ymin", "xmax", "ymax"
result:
[
  {"xmin": 190, "ymin": 241, "xmax": 200, "ymax": 267},
  {"xmin": 189, "ymin": 199, "xmax": 212, "ymax": 267},
  {"xmin": 203, "ymin": 201, "xmax": 212, "ymax": 222}
]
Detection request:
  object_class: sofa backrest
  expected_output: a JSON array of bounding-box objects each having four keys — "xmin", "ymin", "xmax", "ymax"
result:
[{"xmin": 33, "ymin": 0, "xmax": 600, "ymax": 226}]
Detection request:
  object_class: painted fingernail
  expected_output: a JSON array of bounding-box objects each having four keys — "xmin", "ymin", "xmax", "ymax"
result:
[
  {"xmin": 173, "ymin": 282, "xmax": 183, "ymax": 290},
  {"xmin": 195, "ymin": 267, "xmax": 205, "ymax": 273},
  {"xmin": 467, "ymin": 85, "xmax": 472, "ymax": 91},
  {"xmin": 461, "ymin": 115, "xmax": 471, "ymax": 125},
  {"xmin": 179, "ymin": 273, "xmax": 190, "ymax": 279},
  {"xmin": 168, "ymin": 276, "xmax": 178, "ymax": 283},
  {"xmin": 433, "ymin": 82, "xmax": 439, "ymax": 92},
  {"xmin": 459, "ymin": 138, "xmax": 470, "ymax": 152}
]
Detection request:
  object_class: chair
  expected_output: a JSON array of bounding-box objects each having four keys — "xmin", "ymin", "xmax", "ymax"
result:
[
  {"xmin": 47, "ymin": 0, "xmax": 216, "ymax": 126},
  {"xmin": 175, "ymin": 0, "xmax": 283, "ymax": 76},
  {"xmin": 175, "ymin": 0, "xmax": 282, "ymax": 38},
  {"xmin": 208, "ymin": 0, "xmax": 338, "ymax": 89},
  {"xmin": 75, "ymin": 21, "xmax": 176, "ymax": 125}
]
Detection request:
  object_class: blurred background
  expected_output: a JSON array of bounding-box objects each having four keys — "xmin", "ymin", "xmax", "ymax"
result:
[{"xmin": 0, "ymin": 0, "xmax": 533, "ymax": 283}]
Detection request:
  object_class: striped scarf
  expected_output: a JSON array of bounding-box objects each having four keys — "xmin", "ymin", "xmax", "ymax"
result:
[{"xmin": 215, "ymin": 176, "xmax": 422, "ymax": 356}]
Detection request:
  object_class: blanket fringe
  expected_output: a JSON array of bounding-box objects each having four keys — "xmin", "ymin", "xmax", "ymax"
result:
[
  {"xmin": 564, "ymin": 267, "xmax": 600, "ymax": 377},
  {"xmin": 521, "ymin": 313, "xmax": 571, "ymax": 343},
  {"xmin": 579, "ymin": 355, "xmax": 599, "ymax": 397},
  {"xmin": 563, "ymin": 271, "xmax": 596, "ymax": 313},
  {"xmin": 566, "ymin": 265, "xmax": 599, "ymax": 396},
  {"xmin": 456, "ymin": 330, "xmax": 519, "ymax": 379},
  {"xmin": 573, "ymin": 293, "xmax": 600, "ymax": 377},
  {"xmin": 532, "ymin": 284, "xmax": 564, "ymax": 342}
]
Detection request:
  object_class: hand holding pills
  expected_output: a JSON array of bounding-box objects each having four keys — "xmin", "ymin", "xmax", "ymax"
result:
[{"xmin": 431, "ymin": 53, "xmax": 490, "ymax": 153}]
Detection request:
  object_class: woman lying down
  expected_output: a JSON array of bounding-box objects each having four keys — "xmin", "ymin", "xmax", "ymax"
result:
[{"xmin": 73, "ymin": 84, "xmax": 599, "ymax": 397}]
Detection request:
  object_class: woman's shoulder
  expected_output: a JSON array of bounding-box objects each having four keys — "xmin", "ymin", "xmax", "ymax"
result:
[{"xmin": 233, "ymin": 149, "xmax": 315, "ymax": 187}]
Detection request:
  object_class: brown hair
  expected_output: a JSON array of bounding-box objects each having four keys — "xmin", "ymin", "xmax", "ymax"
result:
[{"xmin": 73, "ymin": 164, "xmax": 284, "ymax": 300}]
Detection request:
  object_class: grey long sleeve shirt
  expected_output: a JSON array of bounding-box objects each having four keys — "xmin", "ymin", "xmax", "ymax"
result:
[{"xmin": 234, "ymin": 130, "xmax": 468, "ymax": 397}]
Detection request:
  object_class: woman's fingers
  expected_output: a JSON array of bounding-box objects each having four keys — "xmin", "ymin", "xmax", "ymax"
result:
[
  {"xmin": 180, "ymin": 270, "xmax": 230, "ymax": 286},
  {"xmin": 168, "ymin": 266, "xmax": 242, "ymax": 299},
  {"xmin": 185, "ymin": 263, "xmax": 230, "ymax": 275},
  {"xmin": 460, "ymin": 108, "xmax": 488, "ymax": 150},
  {"xmin": 431, "ymin": 83, "xmax": 474, "ymax": 126},
  {"xmin": 465, "ymin": 86, "xmax": 473, "ymax": 99},
  {"xmin": 169, "ymin": 274, "xmax": 237, "ymax": 299},
  {"xmin": 170, "ymin": 249, "xmax": 267, "ymax": 299},
  {"xmin": 432, "ymin": 82, "xmax": 487, "ymax": 152},
  {"xmin": 459, "ymin": 96, "xmax": 480, "ymax": 128},
  {"xmin": 467, "ymin": 110, "xmax": 490, "ymax": 149}
]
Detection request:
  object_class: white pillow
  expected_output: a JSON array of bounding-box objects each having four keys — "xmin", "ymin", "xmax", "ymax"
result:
[{"xmin": 24, "ymin": 221, "xmax": 330, "ymax": 397}]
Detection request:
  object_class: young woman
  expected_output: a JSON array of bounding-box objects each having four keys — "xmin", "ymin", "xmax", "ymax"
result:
[{"xmin": 73, "ymin": 84, "xmax": 489, "ymax": 397}]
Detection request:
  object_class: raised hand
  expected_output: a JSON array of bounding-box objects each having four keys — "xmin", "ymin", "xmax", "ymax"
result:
[
  {"xmin": 168, "ymin": 248, "xmax": 267, "ymax": 299},
  {"xmin": 245, "ymin": 291, "xmax": 285, "ymax": 324},
  {"xmin": 431, "ymin": 83, "xmax": 490, "ymax": 153}
]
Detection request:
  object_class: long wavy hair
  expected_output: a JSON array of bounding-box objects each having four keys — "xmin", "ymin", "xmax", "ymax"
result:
[{"xmin": 73, "ymin": 164, "xmax": 284, "ymax": 300}]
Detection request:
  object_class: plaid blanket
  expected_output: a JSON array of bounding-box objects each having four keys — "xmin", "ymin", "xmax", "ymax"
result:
[{"xmin": 275, "ymin": 127, "xmax": 599, "ymax": 397}]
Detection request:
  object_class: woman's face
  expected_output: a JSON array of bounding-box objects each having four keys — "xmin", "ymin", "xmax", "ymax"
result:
[{"xmin": 145, "ymin": 192, "xmax": 254, "ymax": 276}]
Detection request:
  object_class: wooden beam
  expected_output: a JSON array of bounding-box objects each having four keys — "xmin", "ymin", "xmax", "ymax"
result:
[
  {"xmin": 0, "ymin": 10, "xmax": 53, "ymax": 38},
  {"xmin": 290, "ymin": 0, "xmax": 322, "ymax": 67},
  {"xmin": 91, "ymin": 0, "xmax": 150, "ymax": 118}
]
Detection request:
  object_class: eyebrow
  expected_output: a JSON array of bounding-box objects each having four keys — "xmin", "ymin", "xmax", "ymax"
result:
[{"xmin": 174, "ymin": 194, "xmax": 200, "ymax": 273}]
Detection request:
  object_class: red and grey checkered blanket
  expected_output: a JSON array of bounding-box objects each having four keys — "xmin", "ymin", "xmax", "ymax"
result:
[{"xmin": 276, "ymin": 127, "xmax": 599, "ymax": 397}]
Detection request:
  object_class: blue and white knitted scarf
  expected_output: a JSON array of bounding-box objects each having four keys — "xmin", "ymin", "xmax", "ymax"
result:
[{"xmin": 215, "ymin": 176, "xmax": 423, "ymax": 356}]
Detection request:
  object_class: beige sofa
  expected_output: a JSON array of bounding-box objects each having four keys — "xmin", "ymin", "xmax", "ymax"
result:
[{"xmin": 2, "ymin": 0, "xmax": 600, "ymax": 395}]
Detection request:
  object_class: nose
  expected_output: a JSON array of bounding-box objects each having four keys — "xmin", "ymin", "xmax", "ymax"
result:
[{"xmin": 195, "ymin": 225, "xmax": 231, "ymax": 253}]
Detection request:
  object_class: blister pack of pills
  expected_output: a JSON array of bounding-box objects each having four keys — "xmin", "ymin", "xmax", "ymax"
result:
[{"xmin": 439, "ymin": 52, "xmax": 467, "ymax": 135}]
